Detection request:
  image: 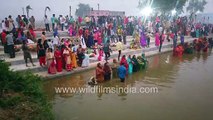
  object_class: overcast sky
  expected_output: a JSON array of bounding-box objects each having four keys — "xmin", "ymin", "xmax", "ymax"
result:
[{"xmin": 0, "ymin": 0, "xmax": 213, "ymax": 20}]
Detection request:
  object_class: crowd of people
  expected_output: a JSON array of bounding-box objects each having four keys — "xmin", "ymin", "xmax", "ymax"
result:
[
  {"xmin": 1, "ymin": 13, "xmax": 213, "ymax": 76},
  {"xmin": 95, "ymin": 53, "xmax": 148, "ymax": 83}
]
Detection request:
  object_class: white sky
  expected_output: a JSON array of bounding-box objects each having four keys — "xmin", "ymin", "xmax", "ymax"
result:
[{"xmin": 0, "ymin": 0, "xmax": 212, "ymax": 20}]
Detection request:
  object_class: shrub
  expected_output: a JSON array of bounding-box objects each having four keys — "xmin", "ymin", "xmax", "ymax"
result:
[{"xmin": 0, "ymin": 61, "xmax": 54, "ymax": 120}]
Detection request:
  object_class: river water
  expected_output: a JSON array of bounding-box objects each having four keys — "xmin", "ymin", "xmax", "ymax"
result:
[{"xmin": 44, "ymin": 51, "xmax": 213, "ymax": 120}]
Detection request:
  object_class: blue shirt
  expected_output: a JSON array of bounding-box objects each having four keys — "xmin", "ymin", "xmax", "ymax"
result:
[{"xmin": 117, "ymin": 65, "xmax": 126, "ymax": 79}]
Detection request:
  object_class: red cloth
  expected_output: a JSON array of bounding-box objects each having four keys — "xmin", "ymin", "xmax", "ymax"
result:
[
  {"xmin": 174, "ymin": 45, "xmax": 184, "ymax": 56},
  {"xmin": 29, "ymin": 29, "xmax": 36, "ymax": 38},
  {"xmin": 78, "ymin": 17, "xmax": 82, "ymax": 23},
  {"xmin": 170, "ymin": 33, "xmax": 175, "ymax": 39},
  {"xmin": 54, "ymin": 50, "xmax": 63, "ymax": 72},
  {"xmin": 120, "ymin": 57, "xmax": 128, "ymax": 70},
  {"xmin": 66, "ymin": 64, "xmax": 72, "ymax": 71},
  {"xmin": 39, "ymin": 56, "xmax": 46, "ymax": 66},
  {"xmin": 78, "ymin": 29, "xmax": 83, "ymax": 36},
  {"xmin": 1, "ymin": 32, "xmax": 7, "ymax": 44},
  {"xmin": 48, "ymin": 60, "xmax": 57, "ymax": 74},
  {"xmin": 98, "ymin": 49, "xmax": 103, "ymax": 61}
]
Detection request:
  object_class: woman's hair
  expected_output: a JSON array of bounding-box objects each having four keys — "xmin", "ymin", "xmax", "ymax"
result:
[
  {"xmin": 42, "ymin": 31, "xmax": 45, "ymax": 35},
  {"xmin": 97, "ymin": 63, "xmax": 101, "ymax": 67},
  {"xmin": 133, "ymin": 55, "xmax": 136, "ymax": 58},
  {"xmin": 37, "ymin": 39, "xmax": 42, "ymax": 44},
  {"xmin": 113, "ymin": 59, "xmax": 117, "ymax": 63},
  {"xmin": 48, "ymin": 48, "xmax": 52, "ymax": 52},
  {"xmin": 104, "ymin": 62, "xmax": 109, "ymax": 66}
]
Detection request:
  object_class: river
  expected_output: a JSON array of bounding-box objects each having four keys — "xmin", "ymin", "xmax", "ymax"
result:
[{"xmin": 44, "ymin": 50, "xmax": 213, "ymax": 120}]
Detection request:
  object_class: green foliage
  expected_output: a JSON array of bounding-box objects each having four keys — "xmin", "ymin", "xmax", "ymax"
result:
[
  {"xmin": 187, "ymin": 0, "xmax": 207, "ymax": 14},
  {"xmin": 75, "ymin": 3, "xmax": 91, "ymax": 17},
  {"xmin": 0, "ymin": 61, "xmax": 54, "ymax": 120},
  {"xmin": 138, "ymin": 0, "xmax": 188, "ymax": 14}
]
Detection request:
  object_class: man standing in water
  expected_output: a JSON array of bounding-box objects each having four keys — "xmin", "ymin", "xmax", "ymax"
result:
[{"xmin": 118, "ymin": 63, "xmax": 127, "ymax": 82}]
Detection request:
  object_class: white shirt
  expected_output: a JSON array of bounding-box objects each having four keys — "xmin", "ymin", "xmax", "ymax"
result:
[
  {"xmin": 52, "ymin": 36, "xmax": 59, "ymax": 45},
  {"xmin": 44, "ymin": 17, "xmax": 49, "ymax": 24},
  {"xmin": 60, "ymin": 17, "xmax": 65, "ymax": 24},
  {"xmin": 1, "ymin": 22, "xmax": 6, "ymax": 30}
]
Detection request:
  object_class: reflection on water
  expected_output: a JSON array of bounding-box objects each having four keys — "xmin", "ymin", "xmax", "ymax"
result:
[{"xmin": 44, "ymin": 50, "xmax": 213, "ymax": 120}]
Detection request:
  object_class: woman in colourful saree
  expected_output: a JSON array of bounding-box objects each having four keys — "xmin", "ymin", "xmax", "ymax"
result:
[
  {"xmin": 54, "ymin": 46, "xmax": 63, "ymax": 72},
  {"xmin": 132, "ymin": 55, "xmax": 139, "ymax": 72},
  {"xmin": 120, "ymin": 55, "xmax": 128, "ymax": 74},
  {"xmin": 155, "ymin": 31, "xmax": 160, "ymax": 47},
  {"xmin": 63, "ymin": 47, "xmax": 72, "ymax": 71},
  {"xmin": 46, "ymin": 48, "xmax": 57, "ymax": 74},
  {"xmin": 127, "ymin": 55, "xmax": 133, "ymax": 74}
]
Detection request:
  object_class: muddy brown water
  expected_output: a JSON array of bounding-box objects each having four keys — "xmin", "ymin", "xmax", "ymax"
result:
[{"xmin": 44, "ymin": 50, "xmax": 213, "ymax": 120}]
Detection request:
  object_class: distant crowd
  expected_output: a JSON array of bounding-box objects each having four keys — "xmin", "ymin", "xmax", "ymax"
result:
[{"xmin": 1, "ymin": 13, "xmax": 213, "ymax": 77}]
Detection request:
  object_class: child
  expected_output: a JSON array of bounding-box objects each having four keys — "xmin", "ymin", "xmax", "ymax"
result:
[{"xmin": 38, "ymin": 44, "xmax": 46, "ymax": 67}]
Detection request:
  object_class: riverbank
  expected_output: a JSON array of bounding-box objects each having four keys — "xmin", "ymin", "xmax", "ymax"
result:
[
  {"xmin": 36, "ymin": 35, "xmax": 198, "ymax": 79},
  {"xmin": 1, "ymin": 34, "xmax": 211, "ymax": 79}
]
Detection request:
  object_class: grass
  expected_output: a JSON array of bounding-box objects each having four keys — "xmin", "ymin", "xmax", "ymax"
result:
[{"xmin": 0, "ymin": 60, "xmax": 54, "ymax": 120}]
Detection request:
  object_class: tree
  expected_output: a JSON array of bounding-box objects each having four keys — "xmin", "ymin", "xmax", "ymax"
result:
[
  {"xmin": 138, "ymin": 0, "xmax": 188, "ymax": 14},
  {"xmin": 75, "ymin": 3, "xmax": 91, "ymax": 17},
  {"xmin": 26, "ymin": 5, "xmax": 32, "ymax": 18},
  {"xmin": 44, "ymin": 6, "xmax": 51, "ymax": 16},
  {"xmin": 187, "ymin": 0, "xmax": 207, "ymax": 14}
]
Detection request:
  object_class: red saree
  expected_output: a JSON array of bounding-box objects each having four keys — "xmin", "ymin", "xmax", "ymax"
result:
[{"xmin": 54, "ymin": 50, "xmax": 63, "ymax": 72}]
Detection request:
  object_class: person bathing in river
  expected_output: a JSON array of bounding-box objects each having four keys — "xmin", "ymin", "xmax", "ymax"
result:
[
  {"xmin": 118, "ymin": 63, "xmax": 127, "ymax": 82},
  {"xmin": 127, "ymin": 55, "xmax": 133, "ymax": 74},
  {"xmin": 120, "ymin": 55, "xmax": 128, "ymax": 74},
  {"xmin": 103, "ymin": 62, "xmax": 112, "ymax": 81},
  {"xmin": 112, "ymin": 59, "xmax": 119, "ymax": 78},
  {"xmin": 132, "ymin": 55, "xmax": 139, "ymax": 72},
  {"xmin": 96, "ymin": 63, "xmax": 105, "ymax": 83}
]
